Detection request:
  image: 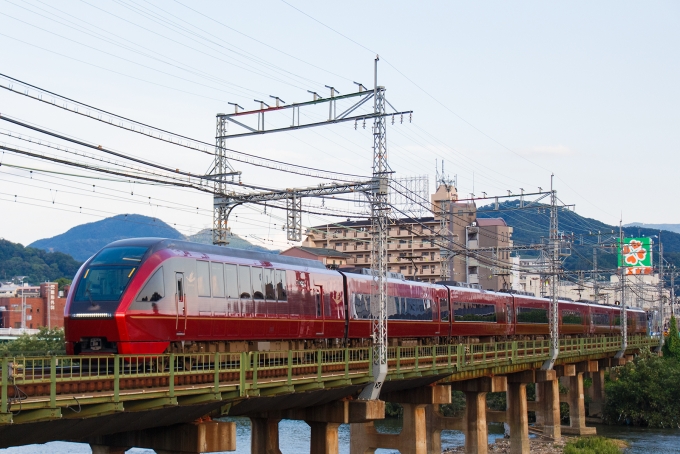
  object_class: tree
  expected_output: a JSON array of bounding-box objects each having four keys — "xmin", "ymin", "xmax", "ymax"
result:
[
  {"xmin": 0, "ymin": 327, "xmax": 65, "ymax": 355},
  {"xmin": 662, "ymin": 315, "xmax": 680, "ymax": 360},
  {"xmin": 603, "ymin": 348, "xmax": 680, "ymax": 427}
]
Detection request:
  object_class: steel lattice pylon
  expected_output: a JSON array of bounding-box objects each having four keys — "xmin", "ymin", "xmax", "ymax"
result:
[
  {"xmin": 213, "ymin": 116, "xmax": 237, "ymax": 246},
  {"xmin": 359, "ymin": 58, "xmax": 390, "ymax": 400},
  {"xmin": 542, "ymin": 179, "xmax": 560, "ymax": 370}
]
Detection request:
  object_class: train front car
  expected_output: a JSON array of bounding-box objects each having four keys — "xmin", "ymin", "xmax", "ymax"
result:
[
  {"xmin": 64, "ymin": 238, "xmax": 159, "ymax": 355},
  {"xmin": 66, "ymin": 238, "xmax": 346, "ymax": 355}
]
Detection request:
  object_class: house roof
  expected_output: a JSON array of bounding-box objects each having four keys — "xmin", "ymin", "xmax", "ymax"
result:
[
  {"xmin": 476, "ymin": 218, "xmax": 507, "ymax": 227},
  {"xmin": 285, "ymin": 246, "xmax": 350, "ymax": 258}
]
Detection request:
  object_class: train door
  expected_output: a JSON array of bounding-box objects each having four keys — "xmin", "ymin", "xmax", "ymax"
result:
[
  {"xmin": 315, "ymin": 284, "xmax": 325, "ymax": 338},
  {"xmin": 175, "ymin": 272, "xmax": 187, "ymax": 335}
]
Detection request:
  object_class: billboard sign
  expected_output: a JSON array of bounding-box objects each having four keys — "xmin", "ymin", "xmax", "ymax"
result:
[{"xmin": 618, "ymin": 237, "xmax": 653, "ymax": 275}]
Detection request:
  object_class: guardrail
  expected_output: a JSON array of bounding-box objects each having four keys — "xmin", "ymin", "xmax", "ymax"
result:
[
  {"xmin": 0, "ymin": 335, "xmax": 656, "ymax": 424},
  {"xmin": 0, "ymin": 328, "xmax": 41, "ymax": 337}
]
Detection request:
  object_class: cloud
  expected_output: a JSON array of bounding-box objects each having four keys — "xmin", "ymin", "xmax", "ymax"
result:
[{"xmin": 519, "ymin": 145, "xmax": 574, "ymax": 156}]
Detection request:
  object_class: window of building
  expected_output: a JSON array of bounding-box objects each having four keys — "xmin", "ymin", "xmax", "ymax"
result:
[
  {"xmin": 225, "ymin": 264, "xmax": 239, "ymax": 298},
  {"xmin": 516, "ymin": 307, "xmax": 548, "ymax": 324},
  {"xmin": 211, "ymin": 262, "xmax": 225, "ymax": 298},
  {"xmin": 196, "ymin": 261, "xmax": 211, "ymax": 297},
  {"xmin": 453, "ymin": 302, "xmax": 497, "ymax": 322},
  {"xmin": 136, "ymin": 267, "xmax": 165, "ymax": 302}
]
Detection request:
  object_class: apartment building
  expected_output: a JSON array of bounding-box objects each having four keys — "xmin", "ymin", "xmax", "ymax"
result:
[{"xmin": 302, "ymin": 184, "xmax": 514, "ymax": 290}]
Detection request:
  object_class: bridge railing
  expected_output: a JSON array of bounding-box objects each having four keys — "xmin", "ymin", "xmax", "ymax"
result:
[{"xmin": 0, "ymin": 335, "xmax": 656, "ymax": 417}]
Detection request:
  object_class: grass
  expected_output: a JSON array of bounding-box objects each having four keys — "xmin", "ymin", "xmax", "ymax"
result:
[{"xmin": 563, "ymin": 437, "xmax": 625, "ymax": 454}]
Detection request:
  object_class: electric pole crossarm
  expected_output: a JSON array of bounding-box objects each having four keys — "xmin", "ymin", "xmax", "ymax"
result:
[
  {"xmin": 219, "ymin": 111, "xmax": 412, "ymax": 139},
  {"xmin": 222, "ymin": 90, "xmax": 374, "ymax": 118},
  {"xmin": 215, "ymin": 181, "xmax": 376, "ymax": 205}
]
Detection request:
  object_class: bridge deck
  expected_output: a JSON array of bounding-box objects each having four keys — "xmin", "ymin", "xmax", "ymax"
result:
[{"xmin": 0, "ymin": 335, "xmax": 654, "ymax": 425}]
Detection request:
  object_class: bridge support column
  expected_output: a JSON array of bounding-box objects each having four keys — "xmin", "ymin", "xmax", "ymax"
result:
[
  {"xmin": 535, "ymin": 369, "xmax": 561, "ymax": 441},
  {"xmin": 350, "ymin": 403, "xmax": 427, "ymax": 454},
  {"xmin": 506, "ymin": 370, "xmax": 534, "ymax": 454},
  {"xmin": 350, "ymin": 385, "xmax": 450, "ymax": 454},
  {"xmin": 561, "ymin": 362, "xmax": 597, "ymax": 436},
  {"xmin": 424, "ymin": 404, "xmax": 464, "ymax": 454},
  {"xmin": 86, "ymin": 421, "xmax": 236, "ymax": 453},
  {"xmin": 452, "ymin": 376, "xmax": 507, "ymax": 454},
  {"xmin": 588, "ymin": 364, "xmax": 607, "ymax": 417},
  {"xmin": 252, "ymin": 399, "xmax": 385, "ymax": 454},
  {"xmin": 250, "ymin": 418, "xmax": 282, "ymax": 454},
  {"xmin": 90, "ymin": 446, "xmax": 128, "ymax": 454}
]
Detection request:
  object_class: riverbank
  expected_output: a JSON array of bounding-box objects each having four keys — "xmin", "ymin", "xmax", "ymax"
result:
[
  {"xmin": 443, "ymin": 436, "xmax": 629, "ymax": 454},
  {"xmin": 444, "ymin": 437, "xmax": 569, "ymax": 454}
]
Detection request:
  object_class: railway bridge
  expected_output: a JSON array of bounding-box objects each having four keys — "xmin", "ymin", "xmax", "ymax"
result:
[{"xmin": 0, "ymin": 335, "xmax": 654, "ymax": 454}]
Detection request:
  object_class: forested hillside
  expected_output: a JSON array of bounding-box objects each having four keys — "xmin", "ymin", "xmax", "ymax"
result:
[
  {"xmin": 478, "ymin": 200, "xmax": 680, "ymax": 272},
  {"xmin": 0, "ymin": 239, "xmax": 82, "ymax": 284}
]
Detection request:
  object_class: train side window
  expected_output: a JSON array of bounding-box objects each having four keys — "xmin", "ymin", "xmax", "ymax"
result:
[
  {"xmin": 453, "ymin": 302, "xmax": 497, "ymax": 322},
  {"xmin": 315, "ymin": 290, "xmax": 321, "ymax": 317},
  {"xmin": 275, "ymin": 270, "xmax": 287, "ymax": 301},
  {"xmin": 592, "ymin": 313, "xmax": 609, "ymax": 326},
  {"xmin": 136, "ymin": 267, "xmax": 164, "ymax": 302},
  {"xmin": 440, "ymin": 298, "xmax": 449, "ymax": 322},
  {"xmin": 562, "ymin": 310, "xmax": 582, "ymax": 325},
  {"xmin": 225, "ymin": 264, "xmax": 239, "ymax": 298},
  {"xmin": 264, "ymin": 268, "xmax": 276, "ymax": 300},
  {"xmin": 197, "ymin": 261, "xmax": 211, "ymax": 297},
  {"xmin": 353, "ymin": 293, "xmax": 371, "ymax": 319},
  {"xmin": 210, "ymin": 262, "xmax": 225, "ymax": 298},
  {"xmin": 516, "ymin": 307, "xmax": 548, "ymax": 324},
  {"xmin": 238, "ymin": 266, "xmax": 252, "ymax": 299},
  {"xmin": 251, "ymin": 267, "xmax": 265, "ymax": 300}
]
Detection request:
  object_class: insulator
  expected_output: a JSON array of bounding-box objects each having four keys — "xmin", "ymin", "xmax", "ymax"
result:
[
  {"xmin": 391, "ymin": 114, "xmax": 395, "ymax": 125},
  {"xmin": 400, "ymin": 114, "xmax": 403, "ymax": 124},
  {"xmin": 409, "ymin": 112, "xmax": 412, "ymax": 122},
  {"xmin": 354, "ymin": 119, "xmax": 357, "ymax": 130}
]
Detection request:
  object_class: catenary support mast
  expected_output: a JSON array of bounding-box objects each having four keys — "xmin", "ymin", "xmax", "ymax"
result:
[
  {"xmin": 359, "ymin": 56, "xmax": 390, "ymax": 400},
  {"xmin": 542, "ymin": 175, "xmax": 559, "ymax": 370}
]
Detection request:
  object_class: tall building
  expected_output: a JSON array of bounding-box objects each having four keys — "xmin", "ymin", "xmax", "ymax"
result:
[
  {"xmin": 302, "ymin": 184, "xmax": 514, "ymax": 290},
  {"xmin": 0, "ymin": 282, "xmax": 66, "ymax": 330}
]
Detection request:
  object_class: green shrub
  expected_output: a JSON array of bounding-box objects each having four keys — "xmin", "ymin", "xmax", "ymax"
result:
[
  {"xmin": 563, "ymin": 437, "xmax": 621, "ymax": 454},
  {"xmin": 603, "ymin": 347, "xmax": 680, "ymax": 427},
  {"xmin": 0, "ymin": 327, "xmax": 65, "ymax": 355}
]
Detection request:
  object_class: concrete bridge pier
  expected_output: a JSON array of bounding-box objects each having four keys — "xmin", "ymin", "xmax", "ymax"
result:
[
  {"xmin": 350, "ymin": 385, "xmax": 451, "ymax": 454},
  {"xmin": 452, "ymin": 376, "xmax": 507, "ymax": 454},
  {"xmin": 506, "ymin": 370, "xmax": 535, "ymax": 454},
  {"xmin": 250, "ymin": 399, "xmax": 385, "ymax": 454},
  {"xmin": 559, "ymin": 362, "xmax": 598, "ymax": 436},
  {"xmin": 250, "ymin": 417, "xmax": 283, "ymax": 454},
  {"xmin": 87, "ymin": 420, "xmax": 236, "ymax": 454},
  {"xmin": 587, "ymin": 359, "xmax": 609, "ymax": 417},
  {"xmin": 533, "ymin": 369, "xmax": 561, "ymax": 441}
]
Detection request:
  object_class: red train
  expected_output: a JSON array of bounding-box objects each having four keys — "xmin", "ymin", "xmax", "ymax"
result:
[{"xmin": 64, "ymin": 238, "xmax": 647, "ymax": 355}]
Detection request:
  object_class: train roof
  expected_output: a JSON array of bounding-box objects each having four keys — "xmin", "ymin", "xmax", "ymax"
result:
[{"xmin": 100, "ymin": 238, "xmax": 328, "ymax": 270}]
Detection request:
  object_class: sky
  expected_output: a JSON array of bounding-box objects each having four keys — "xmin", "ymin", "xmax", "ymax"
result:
[{"xmin": 0, "ymin": 1, "xmax": 678, "ymax": 249}]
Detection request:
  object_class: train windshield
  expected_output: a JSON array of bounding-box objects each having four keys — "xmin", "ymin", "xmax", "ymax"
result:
[{"xmin": 71, "ymin": 247, "xmax": 148, "ymax": 313}]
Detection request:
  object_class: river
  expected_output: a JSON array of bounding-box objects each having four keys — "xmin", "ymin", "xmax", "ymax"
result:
[{"xmin": 0, "ymin": 419, "xmax": 678, "ymax": 453}]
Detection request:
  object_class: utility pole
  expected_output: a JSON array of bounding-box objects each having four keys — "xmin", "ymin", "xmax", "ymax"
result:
[
  {"xmin": 593, "ymin": 246, "xmax": 599, "ymax": 302},
  {"xmin": 542, "ymin": 174, "xmax": 559, "ymax": 370},
  {"xmin": 659, "ymin": 232, "xmax": 664, "ymax": 349},
  {"xmin": 212, "ymin": 112, "xmax": 240, "ymax": 246},
  {"xmin": 615, "ymin": 221, "xmax": 627, "ymax": 359},
  {"xmin": 360, "ymin": 56, "xmax": 390, "ymax": 400}
]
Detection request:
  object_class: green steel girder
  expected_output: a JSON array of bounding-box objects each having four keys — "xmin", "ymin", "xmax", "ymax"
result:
[
  {"xmin": 12, "ymin": 408, "xmax": 61, "ymax": 424},
  {"xmin": 62, "ymin": 402, "xmax": 123, "ymax": 419},
  {"xmin": 0, "ymin": 336, "xmax": 656, "ymax": 426}
]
